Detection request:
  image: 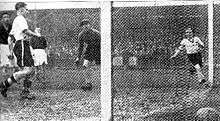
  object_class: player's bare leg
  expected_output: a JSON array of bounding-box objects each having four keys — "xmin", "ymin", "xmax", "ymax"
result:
[
  {"xmin": 8, "ymin": 53, "xmax": 18, "ymax": 73},
  {"xmin": 34, "ymin": 66, "xmax": 41, "ymax": 81},
  {"xmin": 40, "ymin": 63, "xmax": 46, "ymax": 81},
  {"xmin": 81, "ymin": 59, "xmax": 93, "ymax": 91},
  {"xmin": 36, "ymin": 63, "xmax": 46, "ymax": 82},
  {"xmin": 0, "ymin": 67, "xmax": 34, "ymax": 98},
  {"xmin": 194, "ymin": 64, "xmax": 207, "ymax": 86},
  {"xmin": 83, "ymin": 59, "xmax": 89, "ymax": 68},
  {"xmin": 1, "ymin": 66, "xmax": 7, "ymax": 73},
  {"xmin": 20, "ymin": 75, "xmax": 35, "ymax": 99}
]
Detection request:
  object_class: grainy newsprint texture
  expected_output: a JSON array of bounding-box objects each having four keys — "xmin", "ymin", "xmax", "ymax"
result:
[
  {"xmin": 112, "ymin": 1, "xmax": 220, "ymax": 121},
  {"xmin": 0, "ymin": 2, "xmax": 101, "ymax": 121},
  {"xmin": 1, "ymin": 1, "xmax": 220, "ymax": 121}
]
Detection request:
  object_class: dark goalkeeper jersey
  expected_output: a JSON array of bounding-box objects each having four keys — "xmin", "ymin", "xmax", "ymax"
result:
[
  {"xmin": 30, "ymin": 36, "xmax": 47, "ymax": 49},
  {"xmin": 78, "ymin": 29, "xmax": 101, "ymax": 59},
  {"xmin": 0, "ymin": 22, "xmax": 12, "ymax": 44}
]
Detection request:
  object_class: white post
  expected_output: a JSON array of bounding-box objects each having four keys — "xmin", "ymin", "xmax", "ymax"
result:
[
  {"xmin": 208, "ymin": 0, "xmax": 214, "ymax": 86},
  {"xmin": 101, "ymin": 1, "xmax": 112, "ymax": 121}
]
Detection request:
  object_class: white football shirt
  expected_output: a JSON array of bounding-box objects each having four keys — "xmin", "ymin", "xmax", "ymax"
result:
[
  {"xmin": 10, "ymin": 15, "xmax": 28, "ymax": 41},
  {"xmin": 179, "ymin": 37, "xmax": 204, "ymax": 54}
]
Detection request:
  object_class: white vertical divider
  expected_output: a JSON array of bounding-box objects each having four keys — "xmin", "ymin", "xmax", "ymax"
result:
[
  {"xmin": 208, "ymin": 0, "xmax": 214, "ymax": 86},
  {"xmin": 100, "ymin": 1, "xmax": 112, "ymax": 121}
]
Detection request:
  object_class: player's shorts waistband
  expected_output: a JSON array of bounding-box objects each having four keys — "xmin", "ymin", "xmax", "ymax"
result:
[
  {"xmin": 187, "ymin": 52, "xmax": 201, "ymax": 55},
  {"xmin": 16, "ymin": 39, "xmax": 30, "ymax": 42}
]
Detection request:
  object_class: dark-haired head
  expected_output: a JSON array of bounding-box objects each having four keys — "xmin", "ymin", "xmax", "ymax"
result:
[
  {"xmin": 80, "ymin": 19, "xmax": 92, "ymax": 31},
  {"xmin": 79, "ymin": 19, "xmax": 90, "ymax": 27},
  {"xmin": 1, "ymin": 12, "xmax": 9, "ymax": 18},
  {"xmin": 15, "ymin": 2, "xmax": 27, "ymax": 10},
  {"xmin": 185, "ymin": 27, "xmax": 193, "ymax": 39},
  {"xmin": 15, "ymin": 2, "xmax": 29, "ymax": 16},
  {"xmin": 1, "ymin": 12, "xmax": 10, "ymax": 23}
]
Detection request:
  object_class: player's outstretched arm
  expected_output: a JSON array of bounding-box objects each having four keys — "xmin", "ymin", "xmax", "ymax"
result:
[
  {"xmin": 77, "ymin": 33, "xmax": 84, "ymax": 59},
  {"xmin": 198, "ymin": 39, "xmax": 205, "ymax": 49},
  {"xmin": 23, "ymin": 29, "xmax": 41, "ymax": 37},
  {"xmin": 170, "ymin": 49, "xmax": 180, "ymax": 59},
  {"xmin": 170, "ymin": 43, "xmax": 185, "ymax": 59}
]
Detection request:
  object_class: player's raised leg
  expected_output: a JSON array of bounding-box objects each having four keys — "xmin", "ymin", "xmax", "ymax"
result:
[
  {"xmin": 194, "ymin": 64, "xmax": 205, "ymax": 84},
  {"xmin": 0, "ymin": 2, "xmax": 41, "ymax": 98}
]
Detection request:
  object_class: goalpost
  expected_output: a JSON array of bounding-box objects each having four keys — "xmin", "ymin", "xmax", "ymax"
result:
[
  {"xmin": 0, "ymin": 0, "xmax": 215, "ymax": 120},
  {"xmin": 111, "ymin": 0, "xmax": 214, "ymax": 120},
  {"xmin": 112, "ymin": 0, "xmax": 213, "ymax": 82},
  {"xmin": 208, "ymin": 0, "xmax": 213, "ymax": 86},
  {"xmin": 100, "ymin": 1, "xmax": 112, "ymax": 121},
  {"xmin": 0, "ymin": 1, "xmax": 113, "ymax": 121}
]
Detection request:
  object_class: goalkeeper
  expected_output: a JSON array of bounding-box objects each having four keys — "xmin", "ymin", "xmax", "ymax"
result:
[{"xmin": 75, "ymin": 19, "xmax": 100, "ymax": 91}]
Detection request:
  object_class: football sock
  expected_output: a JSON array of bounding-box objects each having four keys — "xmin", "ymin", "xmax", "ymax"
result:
[{"xmin": 0, "ymin": 75, "xmax": 17, "ymax": 89}]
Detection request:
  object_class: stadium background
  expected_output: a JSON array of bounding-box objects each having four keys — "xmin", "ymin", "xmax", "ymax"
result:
[
  {"xmin": 0, "ymin": 3, "xmax": 213, "ymax": 88},
  {"xmin": 0, "ymin": 2, "xmax": 102, "ymax": 120},
  {"xmin": 112, "ymin": 5, "xmax": 208, "ymax": 69},
  {"xmin": 112, "ymin": 4, "xmax": 210, "ymax": 88},
  {"xmin": 0, "ymin": 8, "xmax": 100, "ymax": 68},
  {"xmin": 112, "ymin": 3, "xmax": 219, "ymax": 120},
  {"xmin": 1, "ymin": 1, "xmax": 220, "ymax": 120}
]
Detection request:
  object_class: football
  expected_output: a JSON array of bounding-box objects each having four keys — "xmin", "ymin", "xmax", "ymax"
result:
[{"xmin": 196, "ymin": 107, "xmax": 220, "ymax": 120}]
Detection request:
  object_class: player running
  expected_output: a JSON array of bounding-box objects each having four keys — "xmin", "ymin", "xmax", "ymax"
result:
[
  {"xmin": 0, "ymin": 2, "xmax": 41, "ymax": 98},
  {"xmin": 170, "ymin": 28, "xmax": 209, "ymax": 87}
]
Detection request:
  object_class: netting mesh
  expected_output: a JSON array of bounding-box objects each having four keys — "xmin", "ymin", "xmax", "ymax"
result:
[
  {"xmin": 0, "ymin": 5, "xmax": 101, "ymax": 120},
  {"xmin": 112, "ymin": 5, "xmax": 208, "ymax": 69},
  {"xmin": 112, "ymin": 4, "xmax": 209, "ymax": 120},
  {"xmin": 0, "ymin": 2, "xmax": 217, "ymax": 121},
  {"xmin": 0, "ymin": 8, "xmax": 100, "ymax": 68}
]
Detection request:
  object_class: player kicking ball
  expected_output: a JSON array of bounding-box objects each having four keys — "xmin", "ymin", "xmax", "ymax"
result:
[
  {"xmin": 170, "ymin": 28, "xmax": 210, "ymax": 87},
  {"xmin": 75, "ymin": 19, "xmax": 100, "ymax": 91},
  {"xmin": 0, "ymin": 2, "xmax": 40, "ymax": 99}
]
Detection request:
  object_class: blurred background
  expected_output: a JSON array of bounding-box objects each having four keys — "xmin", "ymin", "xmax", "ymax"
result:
[
  {"xmin": 0, "ymin": 2, "xmax": 100, "ymax": 69},
  {"xmin": 0, "ymin": 1, "xmax": 101, "ymax": 120},
  {"xmin": 111, "ymin": 1, "xmax": 219, "ymax": 120},
  {"xmin": 112, "ymin": 2, "xmax": 209, "ymax": 88}
]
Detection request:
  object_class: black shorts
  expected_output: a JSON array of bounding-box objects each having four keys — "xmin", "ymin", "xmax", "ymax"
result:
[
  {"xmin": 13, "ymin": 40, "xmax": 34, "ymax": 67},
  {"xmin": 84, "ymin": 45, "xmax": 100, "ymax": 65},
  {"xmin": 187, "ymin": 52, "xmax": 203, "ymax": 67}
]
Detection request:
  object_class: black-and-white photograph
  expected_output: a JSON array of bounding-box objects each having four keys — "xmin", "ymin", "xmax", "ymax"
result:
[
  {"xmin": 0, "ymin": 1, "xmax": 101, "ymax": 120},
  {"xmin": 112, "ymin": 1, "xmax": 220, "ymax": 121},
  {"xmin": 1, "ymin": 0, "xmax": 220, "ymax": 121}
]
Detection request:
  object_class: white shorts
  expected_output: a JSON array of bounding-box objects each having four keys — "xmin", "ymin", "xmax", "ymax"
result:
[
  {"xmin": 32, "ymin": 49, "xmax": 48, "ymax": 66},
  {"xmin": 0, "ymin": 44, "xmax": 11, "ymax": 67}
]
